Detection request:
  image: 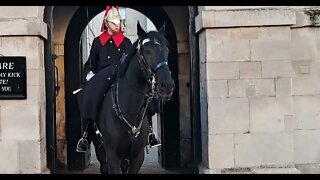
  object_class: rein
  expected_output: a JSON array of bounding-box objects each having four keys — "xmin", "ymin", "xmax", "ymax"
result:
[{"xmin": 111, "ymin": 76, "xmax": 156, "ymax": 137}]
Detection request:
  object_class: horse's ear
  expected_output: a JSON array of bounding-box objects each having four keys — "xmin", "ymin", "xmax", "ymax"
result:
[
  {"xmin": 137, "ymin": 21, "xmax": 146, "ymax": 38},
  {"xmin": 159, "ymin": 22, "xmax": 166, "ymax": 36}
]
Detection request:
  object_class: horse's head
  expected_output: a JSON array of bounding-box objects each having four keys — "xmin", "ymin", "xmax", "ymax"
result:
[{"xmin": 136, "ymin": 21, "xmax": 175, "ymax": 101}]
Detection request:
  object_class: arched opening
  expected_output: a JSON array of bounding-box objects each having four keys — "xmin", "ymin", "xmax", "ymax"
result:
[{"xmin": 64, "ymin": 6, "xmax": 179, "ymax": 171}]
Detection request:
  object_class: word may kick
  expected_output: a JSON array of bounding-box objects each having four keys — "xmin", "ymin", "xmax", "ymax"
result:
[{"xmin": 0, "ymin": 72, "xmax": 21, "ymax": 78}]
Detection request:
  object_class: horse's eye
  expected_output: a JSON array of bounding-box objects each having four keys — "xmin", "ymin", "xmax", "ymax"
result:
[{"xmin": 144, "ymin": 50, "xmax": 151, "ymax": 54}]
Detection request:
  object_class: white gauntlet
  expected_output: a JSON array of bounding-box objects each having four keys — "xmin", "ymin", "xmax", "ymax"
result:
[{"xmin": 86, "ymin": 71, "xmax": 95, "ymax": 81}]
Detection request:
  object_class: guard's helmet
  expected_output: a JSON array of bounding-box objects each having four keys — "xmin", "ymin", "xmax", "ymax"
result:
[{"xmin": 101, "ymin": 6, "xmax": 122, "ymax": 32}]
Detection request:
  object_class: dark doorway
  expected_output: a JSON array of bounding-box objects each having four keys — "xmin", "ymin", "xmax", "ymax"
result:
[{"xmin": 64, "ymin": 6, "xmax": 181, "ymax": 171}]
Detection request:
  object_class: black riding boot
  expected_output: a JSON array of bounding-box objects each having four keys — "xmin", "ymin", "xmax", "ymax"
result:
[
  {"xmin": 148, "ymin": 126, "xmax": 161, "ymax": 148},
  {"xmin": 76, "ymin": 119, "xmax": 92, "ymax": 153}
]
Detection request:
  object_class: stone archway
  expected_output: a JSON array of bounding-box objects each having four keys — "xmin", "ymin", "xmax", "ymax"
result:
[{"xmin": 46, "ymin": 6, "xmax": 196, "ymax": 173}]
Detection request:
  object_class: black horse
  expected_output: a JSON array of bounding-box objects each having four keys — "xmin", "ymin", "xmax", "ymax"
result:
[{"xmin": 91, "ymin": 21, "xmax": 175, "ymax": 174}]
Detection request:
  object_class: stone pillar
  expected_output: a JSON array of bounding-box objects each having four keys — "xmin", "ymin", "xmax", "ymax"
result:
[
  {"xmin": 0, "ymin": 6, "xmax": 48, "ymax": 173},
  {"xmin": 196, "ymin": 6, "xmax": 320, "ymax": 174}
]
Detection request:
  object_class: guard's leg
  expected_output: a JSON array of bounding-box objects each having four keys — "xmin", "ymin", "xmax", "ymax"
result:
[{"xmin": 90, "ymin": 121, "xmax": 108, "ymax": 174}]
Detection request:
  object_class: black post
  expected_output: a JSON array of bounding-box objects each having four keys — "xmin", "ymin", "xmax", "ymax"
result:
[
  {"xmin": 44, "ymin": 6, "xmax": 57, "ymax": 174},
  {"xmin": 188, "ymin": 6, "xmax": 201, "ymax": 174}
]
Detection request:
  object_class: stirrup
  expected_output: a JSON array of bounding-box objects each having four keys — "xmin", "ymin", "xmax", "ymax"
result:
[
  {"xmin": 148, "ymin": 132, "xmax": 161, "ymax": 148},
  {"xmin": 76, "ymin": 132, "xmax": 89, "ymax": 153},
  {"xmin": 76, "ymin": 137, "xmax": 89, "ymax": 152}
]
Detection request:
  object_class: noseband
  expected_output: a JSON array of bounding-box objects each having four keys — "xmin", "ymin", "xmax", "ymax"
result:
[{"xmin": 111, "ymin": 38, "xmax": 168, "ymax": 137}]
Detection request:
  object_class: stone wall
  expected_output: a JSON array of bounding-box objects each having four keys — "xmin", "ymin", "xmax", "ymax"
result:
[
  {"xmin": 196, "ymin": 6, "xmax": 320, "ymax": 173},
  {"xmin": 0, "ymin": 6, "xmax": 47, "ymax": 173}
]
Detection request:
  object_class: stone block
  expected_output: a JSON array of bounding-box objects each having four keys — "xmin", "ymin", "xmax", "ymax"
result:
[
  {"xmin": 197, "ymin": 9, "xmax": 295, "ymax": 30},
  {"xmin": 294, "ymin": 130, "xmax": 320, "ymax": 164},
  {"xmin": 208, "ymin": 134, "xmax": 234, "ymax": 169},
  {"xmin": 179, "ymin": 94, "xmax": 190, "ymax": 119},
  {"xmin": 180, "ymin": 117, "xmax": 191, "ymax": 138},
  {"xmin": 293, "ymin": 96, "xmax": 320, "ymax": 130},
  {"xmin": 284, "ymin": 115, "xmax": 295, "ymax": 133},
  {"xmin": 54, "ymin": 44, "xmax": 64, "ymax": 56},
  {"xmin": 1, "ymin": 105, "xmax": 40, "ymax": 140},
  {"xmin": 178, "ymin": 75, "xmax": 189, "ymax": 96},
  {"xmin": 0, "ymin": 141, "xmax": 18, "ymax": 173},
  {"xmin": 178, "ymin": 54, "xmax": 190, "ymax": 75},
  {"xmin": 276, "ymin": 78, "xmax": 292, "ymax": 97},
  {"xmin": 257, "ymin": 26, "xmax": 291, "ymax": 40},
  {"xmin": 0, "ymin": 18, "xmax": 47, "ymax": 38},
  {"xmin": 18, "ymin": 140, "xmax": 41, "ymax": 173},
  {"xmin": 207, "ymin": 80, "xmax": 228, "ymax": 98},
  {"xmin": 250, "ymin": 97, "xmax": 292, "ymax": 133},
  {"xmin": 292, "ymin": 61, "xmax": 320, "ymax": 95},
  {"xmin": 205, "ymin": 28, "xmax": 259, "ymax": 42},
  {"xmin": 27, "ymin": 69, "xmax": 41, "ymax": 86},
  {"xmin": 291, "ymin": 28, "xmax": 317, "ymax": 61},
  {"xmin": 208, "ymin": 98, "xmax": 249, "ymax": 134},
  {"xmin": 207, "ymin": 62, "xmax": 239, "ymax": 80},
  {"xmin": 240, "ymin": 62, "xmax": 261, "ymax": 79},
  {"xmin": 177, "ymin": 41, "xmax": 189, "ymax": 54},
  {"xmin": 0, "ymin": 7, "xmax": 43, "ymax": 18},
  {"xmin": 206, "ymin": 39, "xmax": 250, "ymax": 62},
  {"xmin": 234, "ymin": 133, "xmax": 294, "ymax": 167},
  {"xmin": 229, "ymin": 79, "xmax": 275, "ymax": 98},
  {"xmin": 262, "ymin": 60, "xmax": 293, "ymax": 78},
  {"xmin": 255, "ymin": 26, "xmax": 292, "ymax": 62}
]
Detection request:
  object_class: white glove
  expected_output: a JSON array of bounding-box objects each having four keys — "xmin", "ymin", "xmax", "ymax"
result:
[{"xmin": 86, "ymin": 71, "xmax": 95, "ymax": 81}]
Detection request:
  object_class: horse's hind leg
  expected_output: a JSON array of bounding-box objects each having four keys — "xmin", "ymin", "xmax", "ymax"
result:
[{"xmin": 128, "ymin": 149, "xmax": 145, "ymax": 174}]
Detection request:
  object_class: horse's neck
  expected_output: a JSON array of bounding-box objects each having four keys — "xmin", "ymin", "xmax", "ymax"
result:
[{"xmin": 117, "ymin": 55, "xmax": 148, "ymax": 119}]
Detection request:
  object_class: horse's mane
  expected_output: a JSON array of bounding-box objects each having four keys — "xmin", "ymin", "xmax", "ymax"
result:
[
  {"xmin": 116, "ymin": 39, "xmax": 139, "ymax": 78},
  {"xmin": 116, "ymin": 31, "xmax": 169, "ymax": 78}
]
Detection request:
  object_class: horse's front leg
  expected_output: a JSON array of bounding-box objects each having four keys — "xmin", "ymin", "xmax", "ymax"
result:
[
  {"xmin": 105, "ymin": 149, "xmax": 122, "ymax": 174},
  {"xmin": 128, "ymin": 148, "xmax": 145, "ymax": 174},
  {"xmin": 91, "ymin": 133, "xmax": 108, "ymax": 174}
]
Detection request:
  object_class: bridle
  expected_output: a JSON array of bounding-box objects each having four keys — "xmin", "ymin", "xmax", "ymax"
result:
[
  {"xmin": 111, "ymin": 37, "xmax": 169, "ymax": 137},
  {"xmin": 138, "ymin": 38, "xmax": 169, "ymax": 83}
]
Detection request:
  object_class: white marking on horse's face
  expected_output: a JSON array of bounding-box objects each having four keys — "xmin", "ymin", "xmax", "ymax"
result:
[
  {"xmin": 137, "ymin": 38, "xmax": 161, "ymax": 51},
  {"xmin": 142, "ymin": 38, "xmax": 150, "ymax": 45}
]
